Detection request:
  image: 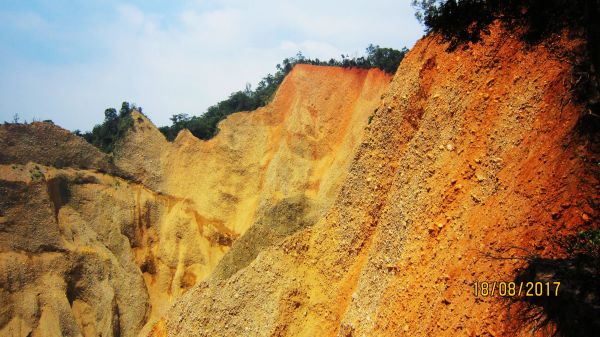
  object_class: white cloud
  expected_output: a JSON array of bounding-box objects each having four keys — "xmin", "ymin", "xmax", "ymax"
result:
[
  {"xmin": 116, "ymin": 4, "xmax": 145, "ymax": 27},
  {"xmin": 0, "ymin": 1, "xmax": 424, "ymax": 130},
  {"xmin": 280, "ymin": 40, "xmax": 342, "ymax": 60}
]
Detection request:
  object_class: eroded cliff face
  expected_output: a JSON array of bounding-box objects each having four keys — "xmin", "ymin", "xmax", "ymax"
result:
[
  {"xmin": 0, "ymin": 163, "xmax": 153, "ymax": 337},
  {"xmin": 0, "ymin": 65, "xmax": 390, "ymax": 336},
  {"xmin": 119, "ymin": 65, "xmax": 390, "ymax": 330},
  {"xmin": 2, "ymin": 20, "xmax": 597, "ymax": 337},
  {"xmin": 159, "ymin": 23, "xmax": 598, "ymax": 337},
  {"xmin": 161, "ymin": 65, "xmax": 391, "ymax": 283}
]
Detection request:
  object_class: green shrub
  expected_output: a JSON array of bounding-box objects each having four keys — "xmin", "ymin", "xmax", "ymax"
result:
[
  {"xmin": 563, "ymin": 229, "xmax": 600, "ymax": 259},
  {"xmin": 77, "ymin": 102, "xmax": 135, "ymax": 153}
]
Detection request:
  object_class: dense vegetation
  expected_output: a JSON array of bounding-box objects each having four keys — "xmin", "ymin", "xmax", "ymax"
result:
[
  {"xmin": 412, "ymin": 0, "xmax": 599, "ymax": 47},
  {"xmin": 74, "ymin": 102, "xmax": 136, "ymax": 153},
  {"xmin": 158, "ymin": 45, "xmax": 408, "ymax": 141}
]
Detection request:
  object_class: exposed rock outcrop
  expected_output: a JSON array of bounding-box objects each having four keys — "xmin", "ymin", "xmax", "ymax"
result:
[
  {"xmin": 113, "ymin": 112, "xmax": 169, "ymax": 191},
  {"xmin": 0, "ymin": 165, "xmax": 150, "ymax": 337}
]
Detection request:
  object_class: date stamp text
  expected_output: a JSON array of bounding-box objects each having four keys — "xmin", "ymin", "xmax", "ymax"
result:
[{"xmin": 473, "ymin": 281, "xmax": 560, "ymax": 297}]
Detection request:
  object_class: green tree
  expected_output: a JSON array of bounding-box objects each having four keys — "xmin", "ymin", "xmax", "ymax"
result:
[
  {"xmin": 105, "ymin": 108, "xmax": 117, "ymax": 121},
  {"xmin": 366, "ymin": 44, "xmax": 409, "ymax": 73},
  {"xmin": 77, "ymin": 102, "xmax": 135, "ymax": 153}
]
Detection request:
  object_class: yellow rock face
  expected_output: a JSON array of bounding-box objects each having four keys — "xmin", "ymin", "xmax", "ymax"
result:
[
  {"xmin": 163, "ymin": 64, "xmax": 391, "ymax": 235},
  {"xmin": 120, "ymin": 65, "xmax": 391, "ymax": 328},
  {"xmin": 0, "ymin": 64, "xmax": 390, "ymax": 336}
]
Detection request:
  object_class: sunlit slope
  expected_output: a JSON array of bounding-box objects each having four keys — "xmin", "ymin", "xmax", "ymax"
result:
[
  {"xmin": 160, "ymin": 22, "xmax": 598, "ymax": 337},
  {"xmin": 164, "ymin": 64, "xmax": 391, "ymax": 235},
  {"xmin": 112, "ymin": 64, "xmax": 392, "ymax": 330}
]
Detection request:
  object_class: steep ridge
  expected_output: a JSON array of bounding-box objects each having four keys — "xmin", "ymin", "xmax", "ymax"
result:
[
  {"xmin": 164, "ymin": 64, "xmax": 390, "ymax": 236},
  {"xmin": 159, "ymin": 22, "xmax": 598, "ymax": 336},
  {"xmin": 113, "ymin": 113, "xmax": 169, "ymax": 191},
  {"xmin": 162, "ymin": 65, "xmax": 391, "ymax": 282},
  {"xmin": 0, "ymin": 65, "xmax": 390, "ymax": 336}
]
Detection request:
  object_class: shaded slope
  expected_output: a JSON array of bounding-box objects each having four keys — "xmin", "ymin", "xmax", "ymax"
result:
[
  {"xmin": 0, "ymin": 164, "xmax": 151, "ymax": 337},
  {"xmin": 161, "ymin": 22, "xmax": 598, "ymax": 337}
]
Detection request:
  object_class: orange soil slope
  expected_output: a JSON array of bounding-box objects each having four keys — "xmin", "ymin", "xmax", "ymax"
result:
[{"xmin": 160, "ymin": 22, "xmax": 598, "ymax": 337}]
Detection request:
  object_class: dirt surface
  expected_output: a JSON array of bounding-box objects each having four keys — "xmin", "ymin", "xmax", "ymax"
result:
[
  {"xmin": 158, "ymin": 22, "xmax": 598, "ymax": 337},
  {"xmin": 0, "ymin": 122, "xmax": 121, "ymax": 176}
]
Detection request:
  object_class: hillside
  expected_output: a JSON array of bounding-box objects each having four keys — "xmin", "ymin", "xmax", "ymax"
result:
[
  {"xmin": 0, "ymin": 65, "xmax": 390, "ymax": 336},
  {"xmin": 0, "ymin": 122, "xmax": 122, "ymax": 176},
  {"xmin": 156, "ymin": 21, "xmax": 598, "ymax": 337},
  {"xmin": 1, "ymin": 14, "xmax": 598, "ymax": 337}
]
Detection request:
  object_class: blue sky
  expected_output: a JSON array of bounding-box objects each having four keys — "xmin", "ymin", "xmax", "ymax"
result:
[{"xmin": 0, "ymin": 1, "xmax": 424, "ymax": 130}]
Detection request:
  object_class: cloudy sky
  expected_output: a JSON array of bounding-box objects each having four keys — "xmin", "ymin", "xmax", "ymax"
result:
[{"xmin": 0, "ymin": 0, "xmax": 424, "ymax": 131}]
